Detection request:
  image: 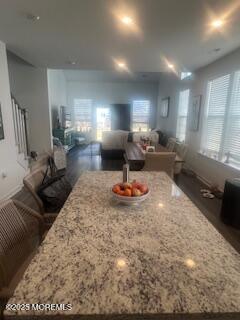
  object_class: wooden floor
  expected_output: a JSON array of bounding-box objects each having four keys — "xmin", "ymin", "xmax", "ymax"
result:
[
  {"xmin": 177, "ymin": 172, "xmax": 240, "ymax": 254},
  {"xmin": 14, "ymin": 143, "xmax": 240, "ymax": 253}
]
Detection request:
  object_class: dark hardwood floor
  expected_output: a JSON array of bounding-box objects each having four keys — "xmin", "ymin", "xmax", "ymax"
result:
[
  {"xmin": 14, "ymin": 143, "xmax": 240, "ymax": 253},
  {"xmin": 177, "ymin": 173, "xmax": 240, "ymax": 254},
  {"xmin": 65, "ymin": 143, "xmax": 125, "ymax": 186}
]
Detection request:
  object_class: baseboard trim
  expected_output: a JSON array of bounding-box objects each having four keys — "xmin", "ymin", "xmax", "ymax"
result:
[
  {"xmin": 196, "ymin": 174, "xmax": 212, "ymax": 187},
  {"xmin": 1, "ymin": 184, "xmax": 23, "ymax": 201},
  {"xmin": 183, "ymin": 163, "xmax": 224, "ymax": 192},
  {"xmin": 191, "ymin": 170, "xmax": 224, "ymax": 193}
]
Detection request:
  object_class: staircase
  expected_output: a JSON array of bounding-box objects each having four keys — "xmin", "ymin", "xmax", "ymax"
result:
[{"xmin": 11, "ymin": 95, "xmax": 29, "ymax": 170}]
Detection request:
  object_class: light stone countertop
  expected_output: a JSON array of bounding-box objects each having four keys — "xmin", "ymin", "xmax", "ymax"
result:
[{"xmin": 5, "ymin": 171, "xmax": 240, "ymax": 319}]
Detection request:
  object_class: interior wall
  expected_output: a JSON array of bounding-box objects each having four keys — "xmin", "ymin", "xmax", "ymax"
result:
[
  {"xmin": 157, "ymin": 47, "xmax": 240, "ymax": 189},
  {"xmin": 7, "ymin": 52, "xmax": 52, "ymax": 154},
  {"xmin": 157, "ymin": 74, "xmax": 185, "ymax": 136},
  {"xmin": 47, "ymin": 69, "xmax": 67, "ymax": 129},
  {"xmin": 67, "ymin": 81, "xmax": 159, "ymax": 129},
  {"xmin": 0, "ymin": 41, "xmax": 27, "ymax": 200}
]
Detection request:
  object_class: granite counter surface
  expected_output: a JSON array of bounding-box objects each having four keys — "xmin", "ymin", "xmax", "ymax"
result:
[{"xmin": 5, "ymin": 171, "xmax": 240, "ymax": 319}]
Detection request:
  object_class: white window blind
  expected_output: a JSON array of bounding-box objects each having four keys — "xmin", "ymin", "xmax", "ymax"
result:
[
  {"xmin": 176, "ymin": 89, "xmax": 190, "ymax": 142},
  {"xmin": 74, "ymin": 99, "xmax": 92, "ymax": 132},
  {"xmin": 132, "ymin": 100, "xmax": 150, "ymax": 132},
  {"xmin": 224, "ymin": 71, "xmax": 240, "ymax": 162},
  {"xmin": 203, "ymin": 74, "xmax": 230, "ymax": 157},
  {"xmin": 181, "ymin": 72, "xmax": 192, "ymax": 80},
  {"xmin": 202, "ymin": 71, "xmax": 240, "ymax": 167}
]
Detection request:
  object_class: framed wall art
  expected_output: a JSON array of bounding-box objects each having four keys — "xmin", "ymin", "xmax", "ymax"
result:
[
  {"xmin": 189, "ymin": 95, "xmax": 201, "ymax": 131},
  {"xmin": 160, "ymin": 97, "xmax": 170, "ymax": 118}
]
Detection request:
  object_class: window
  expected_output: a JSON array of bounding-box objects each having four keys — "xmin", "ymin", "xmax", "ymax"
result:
[
  {"xmin": 176, "ymin": 89, "xmax": 190, "ymax": 142},
  {"xmin": 224, "ymin": 71, "xmax": 240, "ymax": 163},
  {"xmin": 74, "ymin": 99, "xmax": 92, "ymax": 132},
  {"xmin": 132, "ymin": 100, "xmax": 150, "ymax": 132},
  {"xmin": 202, "ymin": 74, "xmax": 230, "ymax": 158},
  {"xmin": 202, "ymin": 71, "xmax": 240, "ymax": 166},
  {"xmin": 181, "ymin": 72, "xmax": 192, "ymax": 80}
]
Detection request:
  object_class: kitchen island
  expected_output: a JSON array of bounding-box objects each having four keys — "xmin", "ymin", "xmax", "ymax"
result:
[{"xmin": 5, "ymin": 171, "xmax": 240, "ymax": 319}]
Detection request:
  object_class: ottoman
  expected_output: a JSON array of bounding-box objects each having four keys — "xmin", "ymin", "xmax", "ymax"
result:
[{"xmin": 221, "ymin": 179, "xmax": 240, "ymax": 228}]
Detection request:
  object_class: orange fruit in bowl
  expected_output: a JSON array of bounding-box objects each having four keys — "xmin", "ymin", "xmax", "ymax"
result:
[
  {"xmin": 124, "ymin": 188, "xmax": 132, "ymax": 197},
  {"xmin": 132, "ymin": 181, "xmax": 141, "ymax": 189},
  {"xmin": 138, "ymin": 184, "xmax": 148, "ymax": 194},
  {"xmin": 118, "ymin": 190, "xmax": 125, "ymax": 196},
  {"xmin": 132, "ymin": 188, "xmax": 142, "ymax": 197},
  {"xmin": 123, "ymin": 182, "xmax": 132, "ymax": 190},
  {"xmin": 113, "ymin": 184, "xmax": 121, "ymax": 194}
]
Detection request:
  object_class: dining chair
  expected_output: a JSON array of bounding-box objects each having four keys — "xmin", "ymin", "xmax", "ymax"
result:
[
  {"xmin": 166, "ymin": 138, "xmax": 177, "ymax": 152},
  {"xmin": 53, "ymin": 146, "xmax": 67, "ymax": 171},
  {"xmin": 176, "ymin": 142, "xmax": 188, "ymax": 160},
  {"xmin": 174, "ymin": 143, "xmax": 188, "ymax": 177},
  {"xmin": 29, "ymin": 151, "xmax": 51, "ymax": 172},
  {"xmin": 0, "ymin": 200, "xmax": 44, "ymax": 305},
  {"xmin": 142, "ymin": 152, "xmax": 176, "ymax": 178},
  {"xmin": 23, "ymin": 168, "xmax": 57, "ymax": 225},
  {"xmin": 23, "ymin": 167, "xmax": 46, "ymax": 213}
]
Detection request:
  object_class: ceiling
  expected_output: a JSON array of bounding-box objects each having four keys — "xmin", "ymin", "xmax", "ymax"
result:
[{"xmin": 0, "ymin": 0, "xmax": 240, "ymax": 73}]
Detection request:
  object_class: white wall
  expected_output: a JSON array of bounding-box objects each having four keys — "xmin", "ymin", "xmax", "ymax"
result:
[
  {"xmin": 157, "ymin": 48, "xmax": 240, "ymax": 189},
  {"xmin": 67, "ymin": 81, "xmax": 159, "ymax": 128},
  {"xmin": 47, "ymin": 69, "xmax": 67, "ymax": 129},
  {"xmin": 157, "ymin": 74, "xmax": 183, "ymax": 136},
  {"xmin": 0, "ymin": 41, "xmax": 27, "ymax": 199},
  {"xmin": 8, "ymin": 53, "xmax": 52, "ymax": 154}
]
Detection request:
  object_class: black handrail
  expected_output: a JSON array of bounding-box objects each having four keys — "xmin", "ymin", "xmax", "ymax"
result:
[{"xmin": 11, "ymin": 94, "xmax": 30, "ymax": 156}]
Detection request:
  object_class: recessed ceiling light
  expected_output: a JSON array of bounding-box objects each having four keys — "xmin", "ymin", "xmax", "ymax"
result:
[
  {"xmin": 167, "ymin": 63, "xmax": 174, "ymax": 70},
  {"xmin": 26, "ymin": 13, "xmax": 40, "ymax": 21},
  {"xmin": 117, "ymin": 61, "xmax": 126, "ymax": 69},
  {"xmin": 121, "ymin": 16, "xmax": 133, "ymax": 25},
  {"xmin": 212, "ymin": 19, "xmax": 224, "ymax": 28}
]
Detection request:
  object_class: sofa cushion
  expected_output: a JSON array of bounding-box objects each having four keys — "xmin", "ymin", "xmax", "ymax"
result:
[
  {"xmin": 132, "ymin": 132, "xmax": 159, "ymax": 144},
  {"xmin": 127, "ymin": 132, "xmax": 134, "ymax": 142},
  {"xmin": 155, "ymin": 130, "xmax": 168, "ymax": 146}
]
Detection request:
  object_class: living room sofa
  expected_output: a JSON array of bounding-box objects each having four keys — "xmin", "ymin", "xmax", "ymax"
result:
[{"xmin": 101, "ymin": 130, "xmax": 129, "ymax": 159}]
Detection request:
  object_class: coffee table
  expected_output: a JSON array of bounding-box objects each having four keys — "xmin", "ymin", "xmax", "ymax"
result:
[{"xmin": 124, "ymin": 142, "xmax": 145, "ymax": 170}]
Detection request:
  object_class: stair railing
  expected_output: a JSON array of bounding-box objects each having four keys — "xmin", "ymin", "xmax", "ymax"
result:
[{"xmin": 11, "ymin": 95, "xmax": 29, "ymax": 159}]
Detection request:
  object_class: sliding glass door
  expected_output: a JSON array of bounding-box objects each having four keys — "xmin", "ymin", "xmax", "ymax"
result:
[{"xmin": 96, "ymin": 107, "xmax": 111, "ymax": 141}]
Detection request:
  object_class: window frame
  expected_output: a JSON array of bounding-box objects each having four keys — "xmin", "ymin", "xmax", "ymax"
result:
[
  {"xmin": 73, "ymin": 99, "xmax": 93, "ymax": 132},
  {"xmin": 132, "ymin": 100, "xmax": 151, "ymax": 132},
  {"xmin": 180, "ymin": 72, "xmax": 192, "ymax": 80},
  {"xmin": 176, "ymin": 89, "xmax": 190, "ymax": 142}
]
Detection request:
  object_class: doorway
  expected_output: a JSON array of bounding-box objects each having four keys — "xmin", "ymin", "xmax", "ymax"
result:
[{"xmin": 96, "ymin": 107, "xmax": 111, "ymax": 141}]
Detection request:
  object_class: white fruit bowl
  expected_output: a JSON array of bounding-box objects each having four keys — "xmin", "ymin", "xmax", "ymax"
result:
[{"xmin": 111, "ymin": 189, "xmax": 150, "ymax": 205}]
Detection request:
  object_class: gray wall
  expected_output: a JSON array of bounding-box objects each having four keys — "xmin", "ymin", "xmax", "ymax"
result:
[
  {"xmin": 7, "ymin": 52, "xmax": 52, "ymax": 154},
  {"xmin": 48, "ymin": 69, "xmax": 67, "ymax": 129},
  {"xmin": 157, "ymin": 47, "xmax": 240, "ymax": 189}
]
